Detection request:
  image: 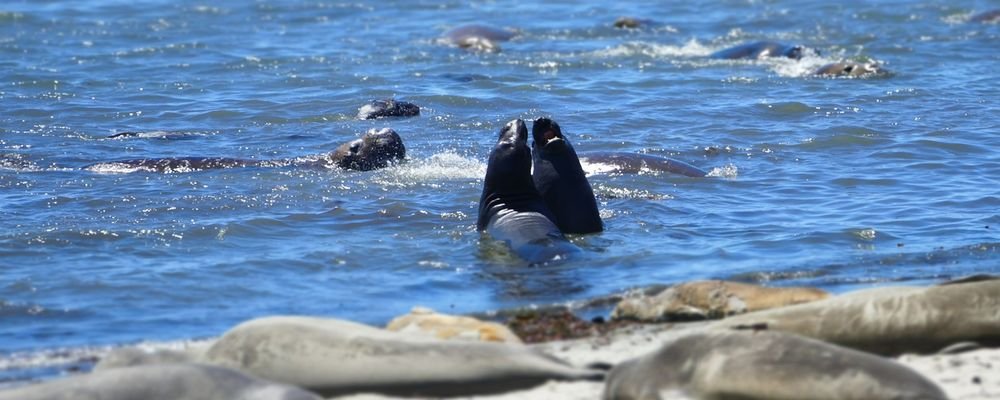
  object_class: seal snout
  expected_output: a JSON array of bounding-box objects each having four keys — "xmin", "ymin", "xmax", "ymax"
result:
[
  {"xmin": 531, "ymin": 118, "xmax": 564, "ymax": 148},
  {"xmin": 499, "ymin": 119, "xmax": 528, "ymax": 145}
]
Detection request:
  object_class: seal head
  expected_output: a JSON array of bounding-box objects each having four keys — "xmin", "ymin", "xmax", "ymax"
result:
[{"xmin": 329, "ymin": 128, "xmax": 406, "ymax": 171}]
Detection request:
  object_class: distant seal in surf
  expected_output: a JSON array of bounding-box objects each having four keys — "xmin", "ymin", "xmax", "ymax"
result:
[
  {"xmin": 710, "ymin": 277, "xmax": 1000, "ymax": 356},
  {"xmin": 442, "ymin": 24, "xmax": 517, "ymax": 52},
  {"xmin": 86, "ymin": 128, "xmax": 405, "ymax": 172},
  {"xmin": 613, "ymin": 17, "xmax": 654, "ymax": 29},
  {"xmin": 579, "ymin": 152, "xmax": 708, "ymax": 177},
  {"xmin": 711, "ymin": 41, "xmax": 805, "ymax": 60},
  {"xmin": 478, "ymin": 119, "xmax": 579, "ymax": 263},
  {"xmin": 0, "ymin": 363, "xmax": 323, "ymax": 400},
  {"xmin": 969, "ymin": 9, "xmax": 1000, "ymax": 23},
  {"xmin": 814, "ymin": 61, "xmax": 886, "ymax": 77},
  {"xmin": 357, "ymin": 99, "xmax": 420, "ymax": 120},
  {"xmin": 530, "ymin": 118, "xmax": 603, "ymax": 234},
  {"xmin": 603, "ymin": 330, "xmax": 947, "ymax": 400},
  {"xmin": 202, "ymin": 315, "xmax": 603, "ymax": 398}
]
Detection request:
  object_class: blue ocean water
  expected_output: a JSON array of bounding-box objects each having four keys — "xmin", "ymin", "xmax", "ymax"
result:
[{"xmin": 1, "ymin": 0, "xmax": 998, "ymax": 380}]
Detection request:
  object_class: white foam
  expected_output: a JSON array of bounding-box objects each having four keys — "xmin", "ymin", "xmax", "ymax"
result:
[
  {"xmin": 580, "ymin": 161, "xmax": 622, "ymax": 176},
  {"xmin": 375, "ymin": 152, "xmax": 486, "ymax": 186},
  {"xmin": 591, "ymin": 39, "xmax": 714, "ymax": 59},
  {"xmin": 707, "ymin": 163, "xmax": 739, "ymax": 178}
]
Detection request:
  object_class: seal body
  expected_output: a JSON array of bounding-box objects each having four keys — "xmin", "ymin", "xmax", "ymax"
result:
[
  {"xmin": 0, "ymin": 363, "xmax": 323, "ymax": 400},
  {"xmin": 710, "ymin": 278, "xmax": 1000, "ymax": 355},
  {"xmin": 203, "ymin": 316, "xmax": 603, "ymax": 397},
  {"xmin": 530, "ymin": 118, "xmax": 603, "ymax": 234},
  {"xmin": 814, "ymin": 62, "xmax": 886, "ymax": 77},
  {"xmin": 443, "ymin": 24, "xmax": 516, "ymax": 52},
  {"xmin": 603, "ymin": 330, "xmax": 947, "ymax": 400},
  {"xmin": 579, "ymin": 152, "xmax": 708, "ymax": 177},
  {"xmin": 711, "ymin": 41, "xmax": 804, "ymax": 60},
  {"xmin": 478, "ymin": 119, "xmax": 579, "ymax": 263},
  {"xmin": 356, "ymin": 99, "xmax": 420, "ymax": 120},
  {"xmin": 970, "ymin": 9, "xmax": 1000, "ymax": 23},
  {"xmin": 86, "ymin": 128, "xmax": 405, "ymax": 173}
]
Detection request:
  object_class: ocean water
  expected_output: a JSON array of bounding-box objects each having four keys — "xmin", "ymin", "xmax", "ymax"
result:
[{"xmin": 1, "ymin": 0, "xmax": 998, "ymax": 382}]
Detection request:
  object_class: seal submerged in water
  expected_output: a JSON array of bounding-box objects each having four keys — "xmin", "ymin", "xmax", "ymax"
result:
[
  {"xmin": 814, "ymin": 61, "xmax": 886, "ymax": 77},
  {"xmin": 442, "ymin": 24, "xmax": 517, "ymax": 52},
  {"xmin": 477, "ymin": 119, "xmax": 579, "ymax": 263},
  {"xmin": 356, "ymin": 99, "xmax": 420, "ymax": 120},
  {"xmin": 711, "ymin": 41, "xmax": 805, "ymax": 60},
  {"xmin": 87, "ymin": 128, "xmax": 405, "ymax": 173},
  {"xmin": 531, "ymin": 117, "xmax": 603, "ymax": 234}
]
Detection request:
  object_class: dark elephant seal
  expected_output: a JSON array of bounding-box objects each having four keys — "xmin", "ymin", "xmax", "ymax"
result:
[
  {"xmin": 603, "ymin": 330, "xmax": 947, "ymax": 400},
  {"xmin": 0, "ymin": 363, "xmax": 323, "ymax": 400},
  {"xmin": 710, "ymin": 41, "xmax": 805, "ymax": 60},
  {"xmin": 579, "ymin": 152, "xmax": 708, "ymax": 177},
  {"xmin": 969, "ymin": 9, "xmax": 1000, "ymax": 23},
  {"xmin": 814, "ymin": 62, "xmax": 886, "ymax": 77},
  {"xmin": 711, "ymin": 278, "xmax": 1000, "ymax": 356},
  {"xmin": 478, "ymin": 119, "xmax": 580, "ymax": 263},
  {"xmin": 86, "ymin": 128, "xmax": 405, "ymax": 173},
  {"xmin": 443, "ymin": 24, "xmax": 516, "ymax": 52},
  {"xmin": 531, "ymin": 118, "xmax": 603, "ymax": 234},
  {"xmin": 613, "ymin": 17, "xmax": 654, "ymax": 29},
  {"xmin": 357, "ymin": 98, "xmax": 420, "ymax": 120},
  {"xmin": 202, "ymin": 316, "xmax": 603, "ymax": 398}
]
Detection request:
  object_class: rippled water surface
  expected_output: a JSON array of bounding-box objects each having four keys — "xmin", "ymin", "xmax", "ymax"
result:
[{"xmin": 2, "ymin": 0, "xmax": 998, "ymax": 379}]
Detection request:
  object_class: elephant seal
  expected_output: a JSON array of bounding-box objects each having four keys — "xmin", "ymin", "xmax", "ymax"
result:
[
  {"xmin": 86, "ymin": 128, "xmax": 405, "ymax": 173},
  {"xmin": 603, "ymin": 330, "xmax": 947, "ymax": 400},
  {"xmin": 579, "ymin": 152, "xmax": 708, "ymax": 177},
  {"xmin": 613, "ymin": 17, "xmax": 654, "ymax": 29},
  {"xmin": 357, "ymin": 99, "xmax": 420, "ymax": 120},
  {"xmin": 814, "ymin": 62, "xmax": 886, "ymax": 77},
  {"xmin": 478, "ymin": 119, "xmax": 580, "ymax": 263},
  {"xmin": 969, "ymin": 9, "xmax": 1000, "ymax": 23},
  {"xmin": 710, "ymin": 41, "xmax": 805, "ymax": 60},
  {"xmin": 612, "ymin": 280, "xmax": 830, "ymax": 322},
  {"xmin": 0, "ymin": 363, "xmax": 323, "ymax": 400},
  {"xmin": 710, "ymin": 278, "xmax": 1000, "ymax": 356},
  {"xmin": 443, "ymin": 24, "xmax": 516, "ymax": 52},
  {"xmin": 531, "ymin": 118, "xmax": 603, "ymax": 234},
  {"xmin": 386, "ymin": 306, "xmax": 523, "ymax": 344},
  {"xmin": 202, "ymin": 315, "xmax": 603, "ymax": 398}
]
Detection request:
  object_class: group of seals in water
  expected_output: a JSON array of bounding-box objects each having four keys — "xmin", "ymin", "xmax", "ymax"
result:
[{"xmin": 710, "ymin": 40, "xmax": 887, "ymax": 77}]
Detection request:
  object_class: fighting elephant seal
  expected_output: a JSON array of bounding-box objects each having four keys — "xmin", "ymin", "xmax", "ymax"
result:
[
  {"xmin": 86, "ymin": 127, "xmax": 405, "ymax": 173},
  {"xmin": 357, "ymin": 98, "xmax": 420, "ymax": 120},
  {"xmin": 202, "ymin": 315, "xmax": 602, "ymax": 397},
  {"xmin": 710, "ymin": 277, "xmax": 1000, "ymax": 355},
  {"xmin": 442, "ymin": 24, "xmax": 517, "ymax": 52},
  {"xmin": 710, "ymin": 41, "xmax": 805, "ymax": 60},
  {"xmin": 478, "ymin": 119, "xmax": 580, "ymax": 263},
  {"xmin": 579, "ymin": 152, "xmax": 708, "ymax": 177},
  {"xmin": 603, "ymin": 330, "xmax": 946, "ymax": 400},
  {"xmin": 531, "ymin": 117, "xmax": 603, "ymax": 234},
  {"xmin": 0, "ymin": 363, "xmax": 322, "ymax": 400},
  {"xmin": 814, "ymin": 62, "xmax": 886, "ymax": 77}
]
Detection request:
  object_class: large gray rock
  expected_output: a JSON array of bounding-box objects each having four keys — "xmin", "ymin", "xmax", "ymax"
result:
[
  {"xmin": 203, "ymin": 315, "xmax": 603, "ymax": 397},
  {"xmin": 603, "ymin": 330, "xmax": 946, "ymax": 400},
  {"xmin": 711, "ymin": 278, "xmax": 1000, "ymax": 355},
  {"xmin": 0, "ymin": 363, "xmax": 322, "ymax": 400}
]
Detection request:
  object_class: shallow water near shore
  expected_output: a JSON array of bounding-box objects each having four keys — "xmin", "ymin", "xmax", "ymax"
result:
[{"xmin": 1, "ymin": 0, "xmax": 998, "ymax": 382}]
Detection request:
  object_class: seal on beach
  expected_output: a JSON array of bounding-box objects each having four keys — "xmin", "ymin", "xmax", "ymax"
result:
[
  {"xmin": 86, "ymin": 128, "xmax": 405, "ymax": 173},
  {"xmin": 531, "ymin": 118, "xmax": 603, "ymax": 234},
  {"xmin": 357, "ymin": 99, "xmax": 420, "ymax": 120},
  {"xmin": 0, "ymin": 363, "xmax": 323, "ymax": 400},
  {"xmin": 579, "ymin": 152, "xmax": 708, "ymax": 177},
  {"xmin": 710, "ymin": 41, "xmax": 805, "ymax": 60},
  {"xmin": 202, "ymin": 315, "xmax": 603, "ymax": 398},
  {"xmin": 442, "ymin": 24, "xmax": 517, "ymax": 52},
  {"xmin": 814, "ymin": 62, "xmax": 885, "ymax": 77},
  {"xmin": 386, "ymin": 306, "xmax": 523, "ymax": 344},
  {"xmin": 478, "ymin": 119, "xmax": 580, "ymax": 263},
  {"xmin": 612, "ymin": 280, "xmax": 830, "ymax": 322},
  {"xmin": 603, "ymin": 330, "xmax": 947, "ymax": 400},
  {"xmin": 710, "ymin": 277, "xmax": 1000, "ymax": 356}
]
